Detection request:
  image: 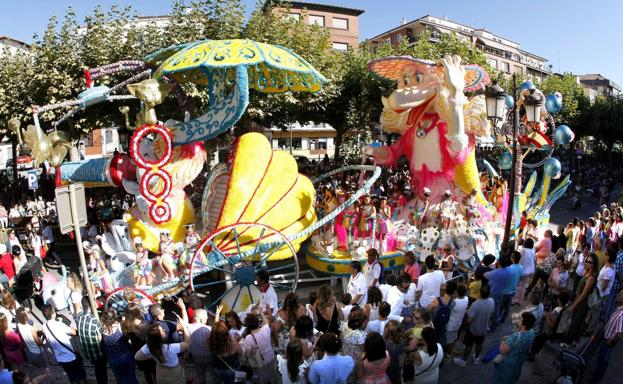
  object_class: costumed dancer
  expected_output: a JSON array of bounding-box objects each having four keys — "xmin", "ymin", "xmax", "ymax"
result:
[
  {"xmin": 391, "ymin": 186, "xmax": 408, "ymax": 220},
  {"xmin": 157, "ymin": 230, "xmax": 176, "ymax": 282},
  {"xmin": 359, "ymin": 194, "xmax": 376, "ymax": 244},
  {"xmin": 439, "ymin": 190, "xmax": 458, "ymax": 231},
  {"xmin": 411, "ymin": 187, "xmax": 431, "ymax": 228},
  {"xmin": 84, "ymin": 241, "xmax": 113, "ymax": 294},
  {"xmin": 464, "ymin": 189, "xmax": 481, "ymax": 226},
  {"xmin": 133, "ymin": 237, "xmax": 154, "ymax": 288},
  {"xmin": 181, "ymin": 223, "xmax": 204, "ymax": 270},
  {"xmin": 377, "ymin": 197, "xmax": 394, "ymax": 253},
  {"xmin": 334, "ymin": 187, "xmax": 348, "ymax": 251},
  {"xmin": 342, "ymin": 193, "xmax": 359, "ymax": 244}
]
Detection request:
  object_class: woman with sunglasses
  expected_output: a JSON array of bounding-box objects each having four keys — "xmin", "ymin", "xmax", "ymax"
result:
[{"xmin": 566, "ymin": 252, "xmax": 598, "ymax": 344}]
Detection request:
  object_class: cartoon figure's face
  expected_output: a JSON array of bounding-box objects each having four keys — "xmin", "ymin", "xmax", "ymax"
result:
[{"xmin": 389, "ymin": 65, "xmax": 441, "ymax": 110}]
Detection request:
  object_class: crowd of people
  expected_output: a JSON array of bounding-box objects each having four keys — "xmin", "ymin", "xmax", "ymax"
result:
[{"xmin": 0, "ymin": 146, "xmax": 620, "ymax": 383}]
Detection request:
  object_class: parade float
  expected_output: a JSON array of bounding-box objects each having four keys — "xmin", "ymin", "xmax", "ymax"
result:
[
  {"xmin": 14, "ymin": 39, "xmax": 573, "ymax": 312},
  {"xmin": 306, "ymin": 54, "xmax": 574, "ymax": 276}
]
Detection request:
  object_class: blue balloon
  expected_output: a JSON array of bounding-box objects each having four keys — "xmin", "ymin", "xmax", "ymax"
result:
[
  {"xmin": 521, "ymin": 80, "xmax": 536, "ymax": 91},
  {"xmin": 545, "ymin": 92, "xmax": 563, "ymax": 114},
  {"xmin": 499, "ymin": 151, "xmax": 513, "ymax": 170},
  {"xmin": 544, "ymin": 157, "xmax": 561, "ymax": 179},
  {"xmin": 554, "ymin": 125, "xmax": 575, "ymax": 145},
  {"xmin": 505, "ymin": 95, "xmax": 514, "ymax": 109}
]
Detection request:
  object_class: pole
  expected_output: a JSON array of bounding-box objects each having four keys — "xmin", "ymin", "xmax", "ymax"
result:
[
  {"xmin": 290, "ymin": 126, "xmax": 293, "ymax": 154},
  {"xmin": 69, "ymin": 184, "xmax": 99, "ymax": 318},
  {"xmin": 502, "ymin": 74, "xmax": 519, "ymax": 255}
]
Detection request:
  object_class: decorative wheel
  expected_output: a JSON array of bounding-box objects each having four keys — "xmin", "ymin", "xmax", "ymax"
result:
[{"xmin": 188, "ymin": 222, "xmax": 299, "ymax": 314}]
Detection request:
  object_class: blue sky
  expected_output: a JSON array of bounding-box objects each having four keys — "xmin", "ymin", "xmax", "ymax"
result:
[{"xmin": 1, "ymin": 0, "xmax": 622, "ymax": 85}]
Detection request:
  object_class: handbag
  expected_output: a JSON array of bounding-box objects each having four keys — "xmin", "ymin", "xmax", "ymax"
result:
[
  {"xmin": 243, "ymin": 333, "xmax": 265, "ymax": 368},
  {"xmin": 45, "ymin": 322, "xmax": 81, "ymax": 359},
  {"xmin": 588, "ymin": 287, "xmax": 601, "ymax": 309},
  {"xmin": 216, "ymin": 355, "xmax": 248, "ymax": 383}
]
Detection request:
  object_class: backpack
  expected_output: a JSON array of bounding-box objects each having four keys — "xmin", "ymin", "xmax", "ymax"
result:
[
  {"xmin": 373, "ymin": 260, "xmax": 386, "ymax": 284},
  {"xmin": 433, "ymin": 297, "xmax": 453, "ymax": 329}
]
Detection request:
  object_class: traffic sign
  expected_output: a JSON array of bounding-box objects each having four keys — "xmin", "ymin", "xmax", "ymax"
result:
[
  {"xmin": 27, "ymin": 171, "xmax": 38, "ymax": 190},
  {"xmin": 55, "ymin": 183, "xmax": 87, "ymax": 234}
]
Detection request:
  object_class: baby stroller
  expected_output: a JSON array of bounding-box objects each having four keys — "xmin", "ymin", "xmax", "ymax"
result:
[{"xmin": 552, "ymin": 345, "xmax": 588, "ymax": 383}]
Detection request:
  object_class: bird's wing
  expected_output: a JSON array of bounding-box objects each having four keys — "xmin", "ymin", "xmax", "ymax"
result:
[
  {"xmin": 23, "ymin": 124, "xmax": 51, "ymax": 166},
  {"xmin": 50, "ymin": 145, "xmax": 68, "ymax": 167}
]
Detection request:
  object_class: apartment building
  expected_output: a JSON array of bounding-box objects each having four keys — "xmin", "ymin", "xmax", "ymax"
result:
[
  {"xmin": 577, "ymin": 74, "xmax": 621, "ymax": 101},
  {"xmin": 267, "ymin": 0, "xmax": 364, "ymax": 51},
  {"xmin": 367, "ymin": 15, "xmax": 551, "ymax": 82}
]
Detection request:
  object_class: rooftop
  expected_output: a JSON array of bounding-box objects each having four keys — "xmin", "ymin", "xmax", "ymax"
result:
[
  {"xmin": 367, "ymin": 15, "xmax": 546, "ymax": 61},
  {"xmin": 266, "ymin": 0, "xmax": 365, "ymax": 16},
  {"xmin": 0, "ymin": 36, "xmax": 30, "ymax": 48}
]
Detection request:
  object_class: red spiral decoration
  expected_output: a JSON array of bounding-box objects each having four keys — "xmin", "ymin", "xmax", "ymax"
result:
[{"xmin": 129, "ymin": 123, "xmax": 174, "ymax": 224}]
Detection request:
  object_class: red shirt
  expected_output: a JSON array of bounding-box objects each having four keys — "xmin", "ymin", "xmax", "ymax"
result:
[{"xmin": 0, "ymin": 253, "xmax": 15, "ymax": 280}]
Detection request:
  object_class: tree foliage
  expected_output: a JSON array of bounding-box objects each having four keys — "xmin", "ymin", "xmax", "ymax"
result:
[{"xmin": 540, "ymin": 73, "xmax": 585, "ymax": 126}]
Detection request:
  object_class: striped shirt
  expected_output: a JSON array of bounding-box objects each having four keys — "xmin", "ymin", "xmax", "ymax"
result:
[
  {"xmin": 76, "ymin": 311, "xmax": 104, "ymax": 361},
  {"xmin": 613, "ymin": 251, "xmax": 623, "ymax": 291},
  {"xmin": 604, "ymin": 306, "xmax": 623, "ymax": 342}
]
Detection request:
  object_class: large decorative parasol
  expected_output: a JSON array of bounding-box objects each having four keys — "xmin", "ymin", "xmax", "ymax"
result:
[{"xmin": 147, "ymin": 39, "xmax": 327, "ymax": 145}]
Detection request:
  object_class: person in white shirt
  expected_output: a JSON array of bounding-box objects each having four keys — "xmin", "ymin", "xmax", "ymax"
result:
[
  {"xmin": 363, "ymin": 248, "xmax": 382, "ymax": 288},
  {"xmin": 41, "ymin": 220, "xmax": 61, "ymax": 265},
  {"xmin": 513, "ymin": 238, "xmax": 536, "ymax": 305},
  {"xmin": 348, "ymin": 261, "xmax": 368, "ymax": 306},
  {"xmin": 386, "ymin": 274, "xmax": 412, "ymax": 321},
  {"xmin": 416, "ymin": 255, "xmax": 446, "ymax": 309},
  {"xmin": 378, "ymin": 274, "xmax": 395, "ymax": 302},
  {"xmin": 598, "ymin": 250, "xmax": 616, "ymax": 298},
  {"xmin": 445, "ymin": 283, "xmax": 469, "ymax": 356},
  {"xmin": 41, "ymin": 304, "xmax": 86, "ymax": 383},
  {"xmin": 254, "ymin": 269, "xmax": 278, "ymax": 316},
  {"xmin": 135, "ymin": 321, "xmax": 192, "ymax": 380}
]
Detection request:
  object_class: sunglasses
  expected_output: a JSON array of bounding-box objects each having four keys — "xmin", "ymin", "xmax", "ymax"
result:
[{"xmin": 585, "ymin": 261, "xmax": 593, "ymax": 265}]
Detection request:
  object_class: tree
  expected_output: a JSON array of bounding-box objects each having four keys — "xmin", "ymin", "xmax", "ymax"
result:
[{"xmin": 540, "ymin": 73, "xmax": 585, "ymax": 126}]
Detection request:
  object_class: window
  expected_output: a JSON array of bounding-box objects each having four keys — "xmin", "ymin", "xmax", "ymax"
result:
[
  {"xmin": 502, "ymin": 62, "xmax": 510, "ymax": 73},
  {"xmin": 332, "ymin": 17, "xmax": 348, "ymax": 29},
  {"xmin": 285, "ymin": 13, "xmax": 300, "ymax": 22},
  {"xmin": 487, "ymin": 58, "xmax": 497, "ymax": 69},
  {"xmin": 309, "ymin": 15, "xmax": 325, "ymax": 26},
  {"xmin": 82, "ymin": 131, "xmax": 94, "ymax": 147},
  {"xmin": 332, "ymin": 42, "xmax": 348, "ymax": 51},
  {"xmin": 104, "ymin": 129, "xmax": 113, "ymax": 144},
  {"xmin": 514, "ymin": 65, "xmax": 523, "ymax": 75}
]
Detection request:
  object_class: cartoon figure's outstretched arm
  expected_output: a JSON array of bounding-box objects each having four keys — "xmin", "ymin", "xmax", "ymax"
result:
[{"xmin": 440, "ymin": 55, "xmax": 468, "ymax": 154}]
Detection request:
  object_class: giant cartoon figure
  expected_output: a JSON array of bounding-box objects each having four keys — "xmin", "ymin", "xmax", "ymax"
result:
[{"xmin": 366, "ymin": 55, "xmax": 491, "ymax": 209}]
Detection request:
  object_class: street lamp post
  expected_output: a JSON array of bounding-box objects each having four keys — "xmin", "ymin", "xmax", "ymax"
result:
[{"xmin": 485, "ymin": 75, "xmax": 519, "ymax": 256}]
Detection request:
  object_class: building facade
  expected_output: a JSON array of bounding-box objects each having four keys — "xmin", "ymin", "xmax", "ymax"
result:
[
  {"xmin": 367, "ymin": 15, "xmax": 551, "ymax": 82},
  {"xmin": 0, "ymin": 36, "xmax": 30, "ymax": 56},
  {"xmin": 577, "ymin": 74, "xmax": 621, "ymax": 101},
  {"xmin": 78, "ymin": 127, "xmax": 123, "ymax": 160},
  {"xmin": 267, "ymin": 1, "xmax": 364, "ymax": 51},
  {"xmin": 264, "ymin": 122, "xmax": 336, "ymax": 158}
]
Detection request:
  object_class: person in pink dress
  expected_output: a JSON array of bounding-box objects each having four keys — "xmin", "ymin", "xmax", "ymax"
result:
[{"xmin": 357, "ymin": 331, "xmax": 390, "ymax": 384}]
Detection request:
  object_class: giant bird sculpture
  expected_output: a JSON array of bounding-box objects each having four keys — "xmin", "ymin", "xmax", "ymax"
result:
[{"xmin": 8, "ymin": 117, "xmax": 72, "ymax": 167}]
